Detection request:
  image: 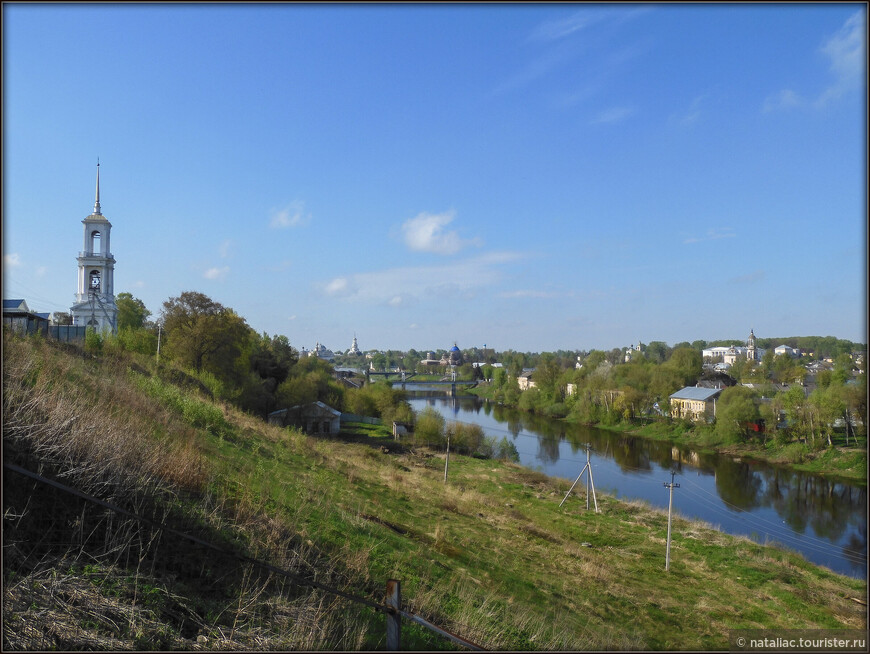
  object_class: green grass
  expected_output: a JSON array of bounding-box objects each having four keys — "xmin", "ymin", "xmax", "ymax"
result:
[{"xmin": 4, "ymin": 332, "xmax": 867, "ymax": 650}]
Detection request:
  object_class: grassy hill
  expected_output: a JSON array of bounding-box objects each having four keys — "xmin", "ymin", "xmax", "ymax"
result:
[{"xmin": 3, "ymin": 330, "xmax": 866, "ymax": 650}]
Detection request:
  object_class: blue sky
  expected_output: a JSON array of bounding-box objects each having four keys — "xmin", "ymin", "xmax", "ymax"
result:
[{"xmin": 3, "ymin": 2, "xmax": 866, "ymax": 354}]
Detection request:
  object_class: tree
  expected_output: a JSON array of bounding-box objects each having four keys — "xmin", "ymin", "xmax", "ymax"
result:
[
  {"xmin": 51, "ymin": 311, "xmax": 73, "ymax": 325},
  {"xmin": 415, "ymin": 406, "xmax": 445, "ymax": 448},
  {"xmin": 161, "ymin": 291, "xmax": 252, "ymax": 381},
  {"xmin": 116, "ymin": 292, "xmax": 151, "ymax": 330},
  {"xmin": 715, "ymin": 386, "xmax": 761, "ymax": 442},
  {"xmin": 645, "ymin": 341, "xmax": 670, "ymax": 364},
  {"xmin": 664, "ymin": 347, "xmax": 702, "ymax": 386}
]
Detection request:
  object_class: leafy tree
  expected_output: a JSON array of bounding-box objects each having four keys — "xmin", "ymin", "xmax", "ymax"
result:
[
  {"xmin": 161, "ymin": 291, "xmax": 252, "ymax": 382},
  {"xmin": 415, "ymin": 406, "xmax": 445, "ymax": 447},
  {"xmin": 116, "ymin": 292, "xmax": 151, "ymax": 330},
  {"xmin": 809, "ymin": 384, "xmax": 846, "ymax": 447},
  {"xmin": 645, "ymin": 341, "xmax": 670, "ymax": 364},
  {"xmin": 715, "ymin": 386, "xmax": 761, "ymax": 442},
  {"xmin": 51, "ymin": 311, "xmax": 72, "ymax": 325},
  {"xmin": 664, "ymin": 347, "xmax": 703, "ymax": 386}
]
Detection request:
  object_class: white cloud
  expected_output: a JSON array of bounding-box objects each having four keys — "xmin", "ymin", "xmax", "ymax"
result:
[
  {"xmin": 325, "ymin": 277, "xmax": 350, "ymax": 295},
  {"xmin": 400, "ymin": 210, "xmax": 480, "ymax": 255},
  {"xmin": 4, "ymin": 253, "xmax": 21, "ymax": 268},
  {"xmin": 270, "ymin": 201, "xmax": 311, "ymax": 229},
  {"xmin": 218, "ymin": 239, "xmax": 232, "ymax": 258},
  {"xmin": 675, "ymin": 91, "xmax": 717, "ymax": 125},
  {"xmin": 816, "ymin": 10, "xmax": 866, "ymax": 108},
  {"xmin": 530, "ymin": 10, "xmax": 609, "ymax": 42},
  {"xmin": 683, "ymin": 228, "xmax": 736, "ymax": 244},
  {"xmin": 729, "ymin": 270, "xmax": 766, "ymax": 284},
  {"xmin": 203, "ymin": 266, "xmax": 229, "ymax": 280},
  {"xmin": 764, "ymin": 11, "xmax": 865, "ymax": 113},
  {"xmin": 762, "ymin": 88, "xmax": 803, "ymax": 113},
  {"xmin": 529, "ymin": 7, "xmax": 651, "ymax": 43},
  {"xmin": 590, "ymin": 106, "xmax": 634, "ymax": 125},
  {"xmin": 319, "ymin": 251, "xmax": 525, "ymax": 306},
  {"xmin": 499, "ymin": 289, "xmax": 562, "ymax": 299}
]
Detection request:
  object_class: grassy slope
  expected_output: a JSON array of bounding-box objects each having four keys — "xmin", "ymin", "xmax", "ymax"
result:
[{"xmin": 3, "ymin": 332, "xmax": 867, "ymax": 650}]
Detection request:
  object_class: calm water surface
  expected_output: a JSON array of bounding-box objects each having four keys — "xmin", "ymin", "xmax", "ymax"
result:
[{"xmin": 407, "ymin": 391, "xmax": 867, "ymax": 579}]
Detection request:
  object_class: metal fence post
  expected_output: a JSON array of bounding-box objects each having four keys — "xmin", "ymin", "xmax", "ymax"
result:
[{"xmin": 386, "ymin": 579, "xmax": 401, "ymax": 650}]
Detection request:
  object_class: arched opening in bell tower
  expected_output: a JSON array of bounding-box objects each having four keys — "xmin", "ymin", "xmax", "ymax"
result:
[
  {"xmin": 89, "ymin": 230, "xmax": 101, "ymax": 255},
  {"xmin": 89, "ymin": 270, "xmax": 102, "ymax": 292}
]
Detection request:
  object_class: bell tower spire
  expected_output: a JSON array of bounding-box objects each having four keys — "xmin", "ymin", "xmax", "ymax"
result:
[
  {"xmin": 93, "ymin": 158, "xmax": 102, "ymax": 215},
  {"xmin": 70, "ymin": 160, "xmax": 117, "ymax": 332}
]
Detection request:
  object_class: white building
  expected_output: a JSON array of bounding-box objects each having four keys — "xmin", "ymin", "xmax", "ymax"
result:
[
  {"xmin": 307, "ymin": 342, "xmax": 335, "ymax": 361},
  {"xmin": 347, "ymin": 334, "xmax": 361, "ymax": 356},
  {"xmin": 702, "ymin": 330, "xmax": 765, "ymax": 366},
  {"xmin": 774, "ymin": 344, "xmax": 801, "ymax": 358},
  {"xmin": 69, "ymin": 163, "xmax": 118, "ymax": 332}
]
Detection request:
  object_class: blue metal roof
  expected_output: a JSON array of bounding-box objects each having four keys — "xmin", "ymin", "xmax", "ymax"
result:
[{"xmin": 669, "ymin": 386, "xmax": 722, "ymax": 401}]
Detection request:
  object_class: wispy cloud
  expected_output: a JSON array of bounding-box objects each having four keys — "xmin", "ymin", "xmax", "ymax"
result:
[
  {"xmin": 269, "ymin": 201, "xmax": 311, "ymax": 229},
  {"xmin": 266, "ymin": 259, "xmax": 293, "ymax": 273},
  {"xmin": 764, "ymin": 11, "xmax": 865, "ymax": 113},
  {"xmin": 400, "ymin": 210, "xmax": 481, "ymax": 255},
  {"xmin": 320, "ymin": 251, "xmax": 524, "ymax": 306},
  {"xmin": 529, "ymin": 7, "xmax": 651, "ymax": 43},
  {"xmin": 499, "ymin": 289, "xmax": 563, "ymax": 299},
  {"xmin": 762, "ymin": 88, "xmax": 803, "ymax": 113},
  {"xmin": 815, "ymin": 10, "xmax": 866, "ymax": 108},
  {"xmin": 218, "ymin": 239, "xmax": 232, "ymax": 258},
  {"xmin": 674, "ymin": 91, "xmax": 718, "ymax": 125},
  {"xmin": 529, "ymin": 10, "xmax": 611, "ymax": 43},
  {"xmin": 4, "ymin": 253, "xmax": 22, "ymax": 268},
  {"xmin": 494, "ymin": 8, "xmax": 650, "ymax": 98},
  {"xmin": 590, "ymin": 106, "xmax": 634, "ymax": 125},
  {"xmin": 203, "ymin": 266, "xmax": 229, "ymax": 281},
  {"xmin": 729, "ymin": 270, "xmax": 766, "ymax": 285},
  {"xmin": 683, "ymin": 228, "xmax": 736, "ymax": 244}
]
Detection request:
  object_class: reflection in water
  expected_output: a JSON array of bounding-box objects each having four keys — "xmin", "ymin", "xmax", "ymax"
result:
[{"xmin": 406, "ymin": 392, "xmax": 867, "ymax": 578}]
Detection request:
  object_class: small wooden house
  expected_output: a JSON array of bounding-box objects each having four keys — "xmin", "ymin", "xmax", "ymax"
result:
[{"xmin": 268, "ymin": 401, "xmax": 341, "ymax": 434}]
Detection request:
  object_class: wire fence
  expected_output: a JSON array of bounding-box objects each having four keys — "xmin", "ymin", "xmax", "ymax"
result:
[{"xmin": 3, "ymin": 462, "xmax": 484, "ymax": 651}]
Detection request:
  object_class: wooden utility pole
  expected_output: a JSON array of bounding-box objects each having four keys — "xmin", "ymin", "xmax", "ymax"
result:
[
  {"xmin": 664, "ymin": 470, "xmax": 680, "ymax": 571},
  {"xmin": 443, "ymin": 434, "xmax": 450, "ymax": 484}
]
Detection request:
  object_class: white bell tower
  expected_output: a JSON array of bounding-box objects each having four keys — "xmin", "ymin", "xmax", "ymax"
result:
[{"xmin": 70, "ymin": 161, "xmax": 118, "ymax": 332}]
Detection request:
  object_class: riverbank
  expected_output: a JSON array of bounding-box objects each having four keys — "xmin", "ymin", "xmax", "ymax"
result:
[
  {"xmin": 466, "ymin": 386, "xmax": 866, "ymax": 486},
  {"xmin": 589, "ymin": 419, "xmax": 867, "ymax": 486}
]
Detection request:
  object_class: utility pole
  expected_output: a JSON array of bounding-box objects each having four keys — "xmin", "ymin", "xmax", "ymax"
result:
[
  {"xmin": 156, "ymin": 321, "xmax": 162, "ymax": 364},
  {"xmin": 443, "ymin": 433, "xmax": 450, "ymax": 484},
  {"xmin": 559, "ymin": 443, "xmax": 599, "ymax": 512},
  {"xmin": 664, "ymin": 470, "xmax": 680, "ymax": 572}
]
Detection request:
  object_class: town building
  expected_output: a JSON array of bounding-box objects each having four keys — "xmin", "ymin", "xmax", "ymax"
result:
[
  {"xmin": 702, "ymin": 329, "xmax": 766, "ymax": 367},
  {"xmin": 669, "ymin": 386, "xmax": 722, "ymax": 421},
  {"xmin": 305, "ymin": 342, "xmax": 335, "ymax": 361},
  {"xmin": 69, "ymin": 163, "xmax": 118, "ymax": 332},
  {"xmin": 347, "ymin": 334, "xmax": 362, "ymax": 356},
  {"xmin": 267, "ymin": 401, "xmax": 341, "ymax": 434},
  {"xmin": 3, "ymin": 299, "xmax": 49, "ymax": 336},
  {"xmin": 440, "ymin": 343, "xmax": 463, "ymax": 367}
]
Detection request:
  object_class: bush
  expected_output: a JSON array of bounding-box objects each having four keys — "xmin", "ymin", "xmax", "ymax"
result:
[
  {"xmin": 446, "ymin": 421, "xmax": 485, "ymax": 455},
  {"xmin": 414, "ymin": 406, "xmax": 445, "ymax": 448},
  {"xmin": 544, "ymin": 403, "xmax": 568, "ymax": 419}
]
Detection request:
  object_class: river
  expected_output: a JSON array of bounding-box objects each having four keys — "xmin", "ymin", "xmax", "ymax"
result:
[{"xmin": 406, "ymin": 391, "xmax": 867, "ymax": 579}]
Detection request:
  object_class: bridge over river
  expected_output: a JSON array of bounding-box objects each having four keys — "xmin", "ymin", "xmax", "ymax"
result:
[{"xmin": 365, "ymin": 372, "xmax": 477, "ymax": 396}]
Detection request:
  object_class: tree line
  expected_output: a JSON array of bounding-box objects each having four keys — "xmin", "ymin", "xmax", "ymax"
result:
[{"xmin": 82, "ymin": 290, "xmax": 865, "ymax": 452}]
